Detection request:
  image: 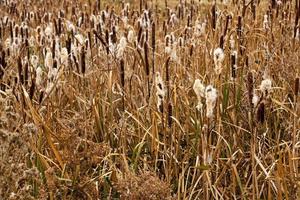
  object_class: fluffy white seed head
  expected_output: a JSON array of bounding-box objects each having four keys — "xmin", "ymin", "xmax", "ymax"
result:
[
  {"xmin": 36, "ymin": 67, "xmax": 43, "ymax": 88},
  {"xmin": 213, "ymin": 47, "xmax": 225, "ymax": 75},
  {"xmin": 127, "ymin": 29, "xmax": 135, "ymax": 43},
  {"xmin": 75, "ymin": 34, "xmax": 84, "ymax": 46},
  {"xmin": 60, "ymin": 47, "xmax": 68, "ymax": 65},
  {"xmin": 117, "ymin": 36, "xmax": 127, "ymax": 58},
  {"xmin": 259, "ymin": 78, "xmax": 272, "ymax": 95},
  {"xmin": 252, "ymin": 93, "xmax": 259, "ymax": 107},
  {"xmin": 213, "ymin": 47, "xmax": 225, "ymax": 63},
  {"xmin": 45, "ymin": 48, "xmax": 53, "ymax": 69},
  {"xmin": 193, "ymin": 79, "xmax": 206, "ymax": 110},
  {"xmin": 155, "ymin": 72, "xmax": 166, "ymax": 111},
  {"xmin": 205, "ymin": 85, "xmax": 218, "ymax": 118}
]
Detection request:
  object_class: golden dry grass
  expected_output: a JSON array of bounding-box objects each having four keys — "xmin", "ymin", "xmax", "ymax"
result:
[{"xmin": 0, "ymin": 0, "xmax": 300, "ymax": 199}]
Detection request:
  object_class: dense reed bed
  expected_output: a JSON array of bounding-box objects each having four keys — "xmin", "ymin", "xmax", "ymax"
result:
[{"xmin": 0, "ymin": 0, "xmax": 299, "ymax": 199}]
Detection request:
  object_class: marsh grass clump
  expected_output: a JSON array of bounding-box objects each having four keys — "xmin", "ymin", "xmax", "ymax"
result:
[{"xmin": 0, "ymin": 0, "xmax": 300, "ymax": 199}]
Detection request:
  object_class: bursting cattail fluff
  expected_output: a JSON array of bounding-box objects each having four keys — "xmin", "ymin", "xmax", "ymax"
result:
[
  {"xmin": 155, "ymin": 72, "xmax": 166, "ymax": 112},
  {"xmin": 36, "ymin": 66, "xmax": 43, "ymax": 88},
  {"xmin": 60, "ymin": 47, "xmax": 68, "ymax": 65},
  {"xmin": 193, "ymin": 79, "xmax": 206, "ymax": 110},
  {"xmin": 259, "ymin": 78, "xmax": 272, "ymax": 96},
  {"xmin": 117, "ymin": 36, "xmax": 127, "ymax": 58},
  {"xmin": 213, "ymin": 47, "xmax": 225, "ymax": 75},
  {"xmin": 252, "ymin": 92, "xmax": 259, "ymax": 108},
  {"xmin": 127, "ymin": 29, "xmax": 135, "ymax": 43},
  {"xmin": 263, "ymin": 14, "xmax": 269, "ymax": 30},
  {"xmin": 205, "ymin": 85, "xmax": 217, "ymax": 118},
  {"xmin": 45, "ymin": 48, "xmax": 53, "ymax": 69}
]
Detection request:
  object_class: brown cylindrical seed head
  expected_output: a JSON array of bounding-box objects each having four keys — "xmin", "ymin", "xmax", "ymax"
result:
[
  {"xmin": 247, "ymin": 71, "xmax": 254, "ymax": 107},
  {"xmin": 257, "ymin": 102, "xmax": 265, "ymax": 123},
  {"xmin": 168, "ymin": 102, "xmax": 172, "ymax": 128},
  {"xmin": 120, "ymin": 59, "xmax": 125, "ymax": 88},
  {"xmin": 295, "ymin": 77, "xmax": 299, "ymax": 96}
]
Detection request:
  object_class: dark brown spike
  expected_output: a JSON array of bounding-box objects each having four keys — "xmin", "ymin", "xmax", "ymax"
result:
[
  {"xmin": 152, "ymin": 22, "xmax": 156, "ymax": 74},
  {"xmin": 295, "ymin": 77, "xmax": 299, "ymax": 96},
  {"xmin": 167, "ymin": 102, "xmax": 172, "ymax": 128},
  {"xmin": 29, "ymin": 78, "xmax": 36, "ymax": 100},
  {"xmin": 144, "ymin": 41, "xmax": 149, "ymax": 76},
  {"xmin": 211, "ymin": 3, "xmax": 216, "ymax": 30},
  {"xmin": 219, "ymin": 35, "xmax": 224, "ymax": 49},
  {"xmin": 247, "ymin": 71, "xmax": 254, "ymax": 107},
  {"xmin": 257, "ymin": 102, "xmax": 265, "ymax": 123},
  {"xmin": 231, "ymin": 53, "xmax": 236, "ymax": 79},
  {"xmin": 120, "ymin": 59, "xmax": 125, "ymax": 88},
  {"xmin": 18, "ymin": 57, "xmax": 24, "ymax": 85},
  {"xmin": 81, "ymin": 47, "xmax": 86, "ymax": 74},
  {"xmin": 24, "ymin": 62, "xmax": 29, "ymax": 86}
]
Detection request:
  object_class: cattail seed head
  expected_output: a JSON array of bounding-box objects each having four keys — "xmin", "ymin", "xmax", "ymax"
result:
[
  {"xmin": 205, "ymin": 85, "xmax": 217, "ymax": 118},
  {"xmin": 155, "ymin": 72, "xmax": 166, "ymax": 112},
  {"xmin": 213, "ymin": 47, "xmax": 225, "ymax": 75},
  {"xmin": 193, "ymin": 79, "xmax": 206, "ymax": 110},
  {"xmin": 120, "ymin": 59, "xmax": 125, "ymax": 88},
  {"xmin": 168, "ymin": 102, "xmax": 173, "ymax": 128},
  {"xmin": 259, "ymin": 78, "xmax": 272, "ymax": 96},
  {"xmin": 295, "ymin": 77, "xmax": 299, "ymax": 96},
  {"xmin": 231, "ymin": 50, "xmax": 237, "ymax": 79},
  {"xmin": 257, "ymin": 102, "xmax": 265, "ymax": 123},
  {"xmin": 247, "ymin": 71, "xmax": 254, "ymax": 107}
]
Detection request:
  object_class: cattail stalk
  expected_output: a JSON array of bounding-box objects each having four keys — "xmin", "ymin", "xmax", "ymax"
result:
[{"xmin": 152, "ymin": 22, "xmax": 155, "ymax": 74}]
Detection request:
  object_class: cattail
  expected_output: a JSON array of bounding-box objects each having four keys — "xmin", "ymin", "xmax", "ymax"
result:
[
  {"xmin": 252, "ymin": 93, "xmax": 259, "ymax": 108},
  {"xmin": 117, "ymin": 36, "xmax": 127, "ymax": 58},
  {"xmin": 39, "ymin": 91, "xmax": 44, "ymax": 104},
  {"xmin": 58, "ymin": 17, "xmax": 62, "ymax": 35},
  {"xmin": 105, "ymin": 29, "xmax": 110, "ymax": 54},
  {"xmin": 213, "ymin": 47, "xmax": 225, "ymax": 75},
  {"xmin": 223, "ymin": 15, "xmax": 230, "ymax": 36},
  {"xmin": 152, "ymin": 22, "xmax": 155, "ymax": 73},
  {"xmin": 211, "ymin": 3, "xmax": 216, "ymax": 30},
  {"xmin": 144, "ymin": 41, "xmax": 150, "ymax": 76},
  {"xmin": 168, "ymin": 102, "xmax": 173, "ymax": 128},
  {"xmin": 259, "ymin": 78, "xmax": 272, "ymax": 96},
  {"xmin": 229, "ymin": 35, "xmax": 235, "ymax": 50},
  {"xmin": 219, "ymin": 35, "xmax": 224, "ymax": 49},
  {"xmin": 247, "ymin": 71, "xmax": 254, "ymax": 107},
  {"xmin": 189, "ymin": 44, "xmax": 194, "ymax": 56},
  {"xmin": 60, "ymin": 47, "xmax": 68, "ymax": 66},
  {"xmin": 24, "ymin": 62, "xmax": 29, "ymax": 86},
  {"xmin": 120, "ymin": 58, "xmax": 125, "ymax": 88},
  {"xmin": 29, "ymin": 78, "xmax": 36, "ymax": 100},
  {"xmin": 263, "ymin": 14, "xmax": 269, "ymax": 30},
  {"xmin": 205, "ymin": 85, "xmax": 217, "ymax": 118},
  {"xmin": 237, "ymin": 16, "xmax": 242, "ymax": 38},
  {"xmin": 45, "ymin": 48, "xmax": 53, "ymax": 70},
  {"xmin": 193, "ymin": 79, "xmax": 206, "ymax": 110},
  {"xmin": 127, "ymin": 29, "xmax": 135, "ymax": 43},
  {"xmin": 155, "ymin": 72, "xmax": 166, "ymax": 113},
  {"xmin": 36, "ymin": 66, "xmax": 43, "ymax": 88},
  {"xmin": 295, "ymin": 77, "xmax": 299, "ymax": 96},
  {"xmin": 17, "ymin": 57, "xmax": 24, "ymax": 85},
  {"xmin": 257, "ymin": 102, "xmax": 265, "ymax": 123},
  {"xmin": 231, "ymin": 50, "xmax": 237, "ymax": 79},
  {"xmin": 81, "ymin": 47, "xmax": 85, "ymax": 74},
  {"xmin": 165, "ymin": 57, "xmax": 170, "ymax": 99}
]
